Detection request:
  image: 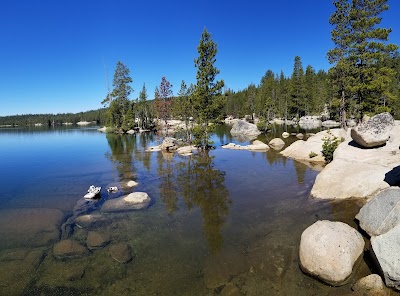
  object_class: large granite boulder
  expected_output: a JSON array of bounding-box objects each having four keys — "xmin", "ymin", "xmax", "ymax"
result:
[
  {"xmin": 351, "ymin": 112, "xmax": 395, "ymax": 148},
  {"xmin": 268, "ymin": 138, "xmax": 285, "ymax": 150},
  {"xmin": 311, "ymin": 124, "xmax": 400, "ymax": 199},
  {"xmin": 101, "ymin": 192, "xmax": 151, "ymax": 213},
  {"xmin": 281, "ymin": 129, "xmax": 345, "ymax": 165},
  {"xmin": 299, "ymin": 220, "xmax": 364, "ymax": 286},
  {"xmin": 230, "ymin": 120, "xmax": 261, "ymax": 140},
  {"xmin": 356, "ymin": 187, "xmax": 400, "ymax": 236},
  {"xmin": 371, "ymin": 224, "xmax": 400, "ymax": 290}
]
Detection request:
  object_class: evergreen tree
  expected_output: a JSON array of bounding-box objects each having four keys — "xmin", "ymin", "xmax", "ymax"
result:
[
  {"xmin": 155, "ymin": 76, "xmax": 173, "ymax": 134},
  {"xmin": 328, "ymin": 0, "xmax": 398, "ymax": 124},
  {"xmin": 193, "ymin": 28, "xmax": 224, "ymax": 148},
  {"xmin": 290, "ymin": 56, "xmax": 305, "ymax": 118},
  {"xmin": 106, "ymin": 61, "xmax": 133, "ymax": 129},
  {"xmin": 174, "ymin": 80, "xmax": 194, "ymax": 142}
]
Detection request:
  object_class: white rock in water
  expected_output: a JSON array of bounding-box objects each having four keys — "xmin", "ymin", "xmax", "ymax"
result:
[
  {"xmin": 299, "ymin": 220, "xmax": 364, "ymax": 286},
  {"xmin": 124, "ymin": 192, "xmax": 149, "ymax": 203},
  {"xmin": 126, "ymin": 180, "xmax": 138, "ymax": 187}
]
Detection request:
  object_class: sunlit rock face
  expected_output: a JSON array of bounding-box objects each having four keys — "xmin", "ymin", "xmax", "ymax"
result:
[{"xmin": 351, "ymin": 112, "xmax": 394, "ymax": 148}]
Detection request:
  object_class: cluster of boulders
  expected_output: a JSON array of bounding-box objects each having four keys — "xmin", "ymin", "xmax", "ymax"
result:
[
  {"xmin": 293, "ymin": 113, "xmax": 400, "ymax": 292},
  {"xmin": 300, "ymin": 187, "xmax": 400, "ymax": 293}
]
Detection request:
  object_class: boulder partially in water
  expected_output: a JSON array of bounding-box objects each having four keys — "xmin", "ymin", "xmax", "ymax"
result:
[
  {"xmin": 299, "ymin": 220, "xmax": 364, "ymax": 286},
  {"xmin": 351, "ymin": 112, "xmax": 394, "ymax": 148},
  {"xmin": 230, "ymin": 120, "xmax": 261, "ymax": 140},
  {"xmin": 356, "ymin": 187, "xmax": 400, "ymax": 236},
  {"xmin": 371, "ymin": 224, "xmax": 400, "ymax": 290},
  {"xmin": 101, "ymin": 192, "xmax": 151, "ymax": 213},
  {"xmin": 352, "ymin": 274, "xmax": 388, "ymax": 295},
  {"xmin": 75, "ymin": 214, "xmax": 110, "ymax": 230},
  {"xmin": 268, "ymin": 138, "xmax": 285, "ymax": 150}
]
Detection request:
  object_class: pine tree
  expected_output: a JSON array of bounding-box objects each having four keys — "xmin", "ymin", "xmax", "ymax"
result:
[
  {"xmin": 290, "ymin": 56, "xmax": 305, "ymax": 118},
  {"xmin": 106, "ymin": 61, "xmax": 133, "ymax": 129},
  {"xmin": 193, "ymin": 28, "xmax": 224, "ymax": 148}
]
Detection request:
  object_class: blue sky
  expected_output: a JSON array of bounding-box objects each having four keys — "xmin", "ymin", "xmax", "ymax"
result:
[{"xmin": 0, "ymin": 0, "xmax": 399, "ymax": 116}]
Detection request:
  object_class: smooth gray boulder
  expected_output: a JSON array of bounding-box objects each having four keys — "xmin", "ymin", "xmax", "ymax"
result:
[
  {"xmin": 230, "ymin": 120, "xmax": 261, "ymax": 140},
  {"xmin": 351, "ymin": 112, "xmax": 394, "ymax": 148},
  {"xmin": 299, "ymin": 220, "xmax": 364, "ymax": 286},
  {"xmin": 356, "ymin": 187, "xmax": 400, "ymax": 236},
  {"xmin": 101, "ymin": 192, "xmax": 151, "ymax": 213},
  {"xmin": 371, "ymin": 224, "xmax": 400, "ymax": 290}
]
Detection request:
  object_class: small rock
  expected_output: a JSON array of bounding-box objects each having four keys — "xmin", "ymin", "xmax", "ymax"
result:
[
  {"xmin": 296, "ymin": 133, "xmax": 304, "ymax": 139},
  {"xmin": 126, "ymin": 180, "xmax": 138, "ymax": 187},
  {"xmin": 101, "ymin": 192, "xmax": 151, "ymax": 213},
  {"xmin": 75, "ymin": 214, "xmax": 110, "ymax": 230},
  {"xmin": 221, "ymin": 283, "xmax": 242, "ymax": 296},
  {"xmin": 352, "ymin": 274, "xmax": 387, "ymax": 295},
  {"xmin": 53, "ymin": 240, "xmax": 89, "ymax": 259},
  {"xmin": 161, "ymin": 137, "xmax": 178, "ymax": 151},
  {"xmin": 299, "ymin": 220, "xmax": 364, "ymax": 286},
  {"xmin": 86, "ymin": 231, "xmax": 110, "ymax": 250},
  {"xmin": 126, "ymin": 129, "xmax": 135, "ymax": 134},
  {"xmin": 282, "ymin": 132, "xmax": 290, "ymax": 138},
  {"xmin": 65, "ymin": 265, "xmax": 85, "ymax": 281},
  {"xmin": 109, "ymin": 243, "xmax": 132, "ymax": 263}
]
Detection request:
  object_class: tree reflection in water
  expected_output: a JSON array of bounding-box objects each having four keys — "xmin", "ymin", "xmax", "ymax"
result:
[{"xmin": 158, "ymin": 150, "xmax": 230, "ymax": 253}]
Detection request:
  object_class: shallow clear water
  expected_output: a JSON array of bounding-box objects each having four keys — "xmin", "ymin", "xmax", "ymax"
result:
[{"xmin": 0, "ymin": 125, "xmax": 368, "ymax": 296}]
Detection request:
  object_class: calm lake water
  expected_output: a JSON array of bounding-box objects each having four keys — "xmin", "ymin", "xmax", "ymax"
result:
[{"xmin": 0, "ymin": 124, "xmax": 368, "ymax": 296}]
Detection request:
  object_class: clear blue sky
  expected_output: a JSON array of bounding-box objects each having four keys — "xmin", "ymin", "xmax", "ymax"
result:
[{"xmin": 0, "ymin": 0, "xmax": 399, "ymax": 116}]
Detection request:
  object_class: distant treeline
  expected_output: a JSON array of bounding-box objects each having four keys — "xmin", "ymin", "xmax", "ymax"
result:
[
  {"xmin": 224, "ymin": 54, "xmax": 400, "ymax": 121},
  {"xmin": 0, "ymin": 108, "xmax": 108, "ymax": 126}
]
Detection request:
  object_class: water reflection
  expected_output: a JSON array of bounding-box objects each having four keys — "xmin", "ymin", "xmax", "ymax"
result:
[{"xmin": 156, "ymin": 149, "xmax": 230, "ymax": 253}]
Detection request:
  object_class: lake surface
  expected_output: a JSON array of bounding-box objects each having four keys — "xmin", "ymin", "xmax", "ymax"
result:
[{"xmin": 0, "ymin": 125, "xmax": 368, "ymax": 295}]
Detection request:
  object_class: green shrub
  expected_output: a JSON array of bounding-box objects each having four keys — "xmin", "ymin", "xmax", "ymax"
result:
[
  {"xmin": 322, "ymin": 130, "xmax": 343, "ymax": 163},
  {"xmin": 256, "ymin": 117, "xmax": 268, "ymax": 132},
  {"xmin": 309, "ymin": 151, "xmax": 318, "ymax": 158}
]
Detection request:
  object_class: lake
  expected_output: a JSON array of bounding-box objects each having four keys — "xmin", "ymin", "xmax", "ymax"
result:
[{"xmin": 0, "ymin": 124, "xmax": 367, "ymax": 295}]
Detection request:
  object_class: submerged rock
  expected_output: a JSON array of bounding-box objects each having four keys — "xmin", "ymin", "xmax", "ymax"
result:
[
  {"xmin": 371, "ymin": 224, "xmax": 400, "ymax": 290},
  {"xmin": 356, "ymin": 187, "xmax": 400, "ymax": 236},
  {"xmin": 109, "ymin": 243, "xmax": 132, "ymax": 263},
  {"xmin": 299, "ymin": 220, "xmax": 364, "ymax": 286},
  {"xmin": 75, "ymin": 214, "xmax": 110, "ymax": 230},
  {"xmin": 53, "ymin": 240, "xmax": 89, "ymax": 259},
  {"xmin": 101, "ymin": 192, "xmax": 151, "ymax": 213},
  {"xmin": 230, "ymin": 120, "xmax": 261, "ymax": 140},
  {"xmin": 86, "ymin": 231, "xmax": 110, "ymax": 250},
  {"xmin": 351, "ymin": 112, "xmax": 394, "ymax": 148},
  {"xmin": 126, "ymin": 180, "xmax": 138, "ymax": 187},
  {"xmin": 0, "ymin": 208, "xmax": 65, "ymax": 248}
]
